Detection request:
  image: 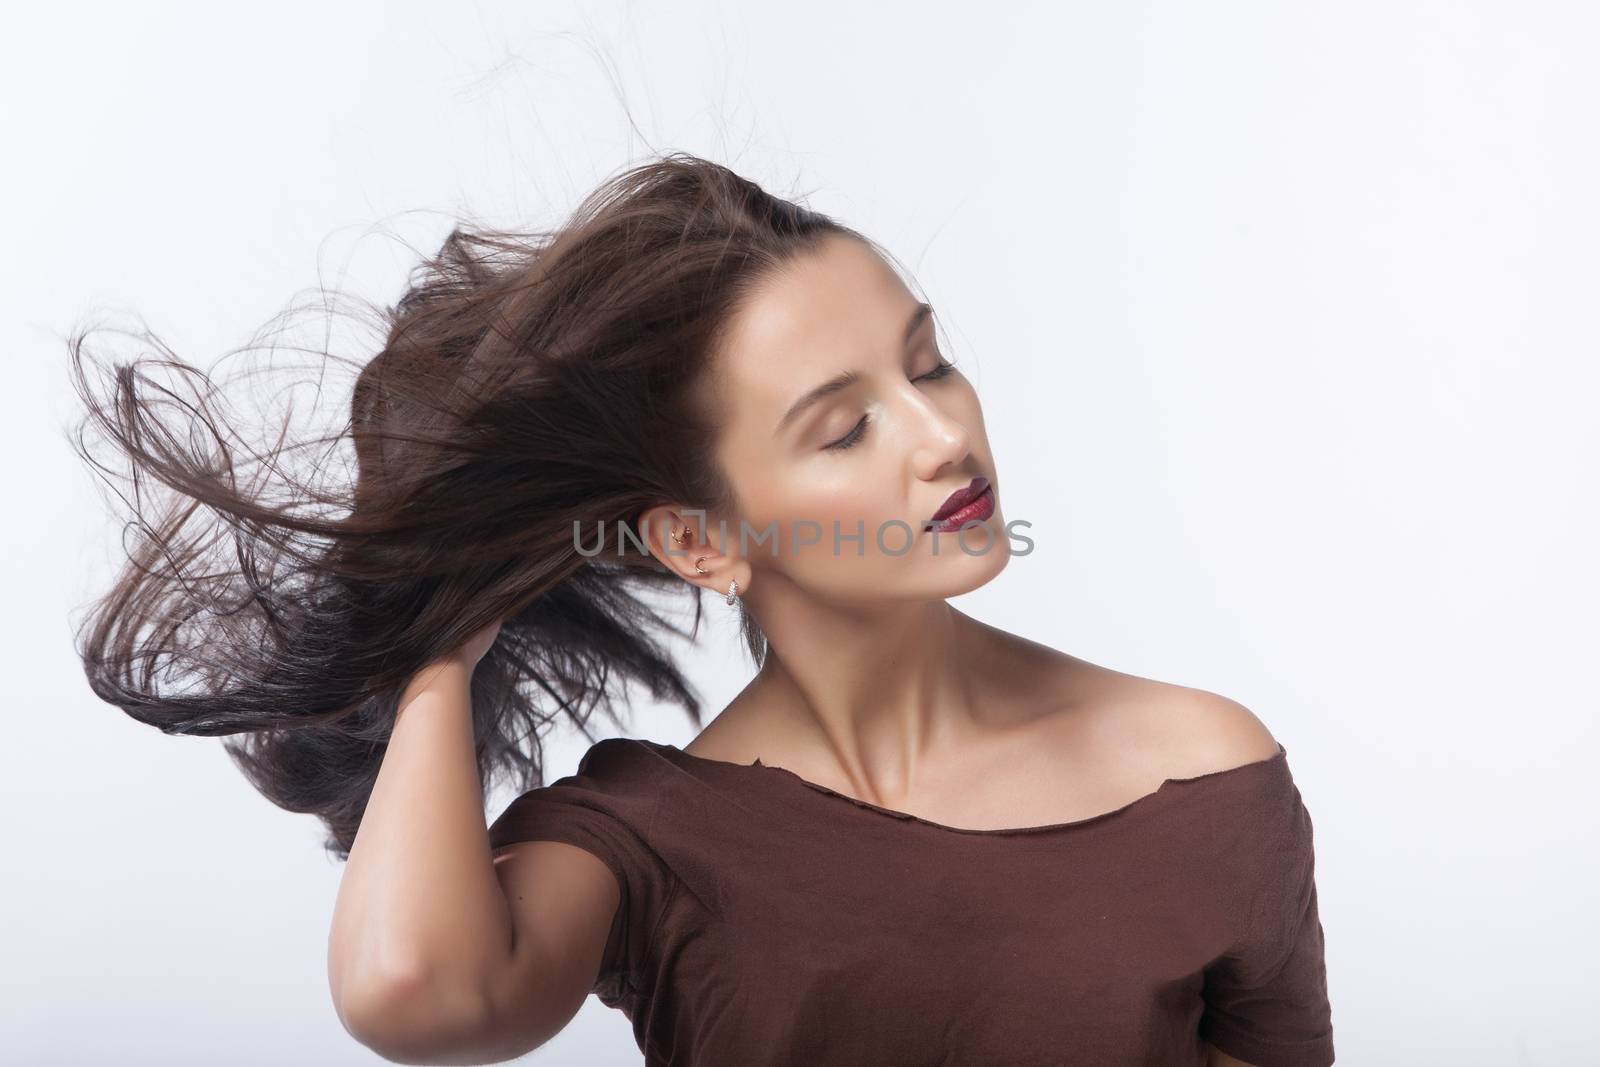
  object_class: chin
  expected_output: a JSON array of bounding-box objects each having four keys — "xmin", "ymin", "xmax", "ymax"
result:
[{"xmin": 929, "ymin": 540, "xmax": 1012, "ymax": 598}]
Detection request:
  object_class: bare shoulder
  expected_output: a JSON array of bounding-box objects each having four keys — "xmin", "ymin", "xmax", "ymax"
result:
[
  {"xmin": 1037, "ymin": 650, "xmax": 1282, "ymax": 781},
  {"xmin": 958, "ymin": 616, "xmax": 1281, "ymax": 775},
  {"xmin": 1154, "ymin": 682, "xmax": 1283, "ymax": 774}
]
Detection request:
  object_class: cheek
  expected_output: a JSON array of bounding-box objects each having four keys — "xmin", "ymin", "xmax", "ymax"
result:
[
  {"xmin": 782, "ymin": 468, "xmax": 896, "ymax": 526},
  {"xmin": 733, "ymin": 467, "xmax": 904, "ymax": 557},
  {"xmin": 788, "ymin": 479, "xmax": 921, "ymax": 570}
]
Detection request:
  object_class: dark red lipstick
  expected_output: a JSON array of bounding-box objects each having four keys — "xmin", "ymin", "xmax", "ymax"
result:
[{"xmin": 925, "ymin": 476, "xmax": 994, "ymax": 531}]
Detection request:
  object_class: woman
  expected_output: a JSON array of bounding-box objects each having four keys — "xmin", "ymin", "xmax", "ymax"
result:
[{"xmin": 70, "ymin": 153, "xmax": 1334, "ymax": 1065}]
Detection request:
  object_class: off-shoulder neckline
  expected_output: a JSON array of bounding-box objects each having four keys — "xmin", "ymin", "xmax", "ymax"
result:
[{"xmin": 632, "ymin": 738, "xmax": 1289, "ymax": 837}]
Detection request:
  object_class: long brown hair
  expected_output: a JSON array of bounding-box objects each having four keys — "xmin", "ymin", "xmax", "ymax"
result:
[{"xmin": 68, "ymin": 152, "xmax": 868, "ymax": 859}]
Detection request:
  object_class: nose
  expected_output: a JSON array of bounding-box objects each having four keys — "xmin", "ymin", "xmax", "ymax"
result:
[{"xmin": 906, "ymin": 390, "xmax": 972, "ymax": 482}]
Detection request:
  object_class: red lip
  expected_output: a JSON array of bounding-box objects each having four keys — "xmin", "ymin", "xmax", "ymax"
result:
[{"xmin": 930, "ymin": 476, "xmax": 990, "ymax": 521}]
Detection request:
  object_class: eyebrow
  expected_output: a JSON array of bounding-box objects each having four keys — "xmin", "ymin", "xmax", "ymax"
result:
[{"xmin": 774, "ymin": 302, "xmax": 934, "ymax": 436}]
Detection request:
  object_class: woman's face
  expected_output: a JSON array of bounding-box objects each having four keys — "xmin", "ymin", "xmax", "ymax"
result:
[{"xmin": 693, "ymin": 233, "xmax": 1010, "ymax": 607}]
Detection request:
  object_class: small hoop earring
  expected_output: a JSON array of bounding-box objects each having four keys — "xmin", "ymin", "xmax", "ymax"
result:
[
  {"xmin": 694, "ymin": 556, "xmax": 710, "ymax": 575},
  {"xmin": 725, "ymin": 578, "xmax": 740, "ymax": 605},
  {"xmin": 670, "ymin": 527, "xmax": 692, "ymax": 546}
]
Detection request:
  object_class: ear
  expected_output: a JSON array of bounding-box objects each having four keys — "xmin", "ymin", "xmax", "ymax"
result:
[
  {"xmin": 636, "ymin": 503, "xmax": 751, "ymax": 596},
  {"xmin": 636, "ymin": 502, "xmax": 714, "ymax": 581}
]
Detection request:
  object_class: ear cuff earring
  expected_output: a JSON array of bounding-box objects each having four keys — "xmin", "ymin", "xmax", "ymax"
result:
[{"xmin": 690, "ymin": 550, "xmax": 740, "ymax": 605}]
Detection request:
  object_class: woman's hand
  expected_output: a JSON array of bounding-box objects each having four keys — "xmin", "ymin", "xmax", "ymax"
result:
[
  {"xmin": 398, "ymin": 617, "xmax": 504, "ymax": 711},
  {"xmin": 450, "ymin": 617, "xmax": 504, "ymax": 671}
]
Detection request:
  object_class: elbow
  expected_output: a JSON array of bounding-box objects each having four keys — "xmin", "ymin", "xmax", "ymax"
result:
[{"xmin": 334, "ymin": 964, "xmax": 507, "ymax": 1066}]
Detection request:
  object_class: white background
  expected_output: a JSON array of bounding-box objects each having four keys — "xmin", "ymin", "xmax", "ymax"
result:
[{"xmin": 4, "ymin": 1, "xmax": 1595, "ymax": 1063}]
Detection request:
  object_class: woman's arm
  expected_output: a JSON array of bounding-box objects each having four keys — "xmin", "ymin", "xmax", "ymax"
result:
[
  {"xmin": 1205, "ymin": 1040, "xmax": 1258, "ymax": 1067},
  {"xmin": 325, "ymin": 629, "xmax": 615, "ymax": 1064},
  {"xmin": 325, "ymin": 654, "xmax": 516, "ymax": 1059}
]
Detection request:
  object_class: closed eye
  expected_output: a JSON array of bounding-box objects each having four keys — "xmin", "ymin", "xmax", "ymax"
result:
[{"xmin": 823, "ymin": 359, "xmax": 959, "ymax": 452}]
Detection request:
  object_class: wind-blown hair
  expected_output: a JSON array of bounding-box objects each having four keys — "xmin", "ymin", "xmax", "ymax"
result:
[{"xmin": 67, "ymin": 152, "xmax": 864, "ymax": 859}]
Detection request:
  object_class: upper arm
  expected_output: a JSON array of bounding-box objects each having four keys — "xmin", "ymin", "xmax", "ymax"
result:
[
  {"xmin": 331, "ymin": 839, "xmax": 618, "ymax": 1063},
  {"xmin": 1183, "ymin": 689, "xmax": 1335, "ymax": 1065},
  {"xmin": 472, "ymin": 839, "xmax": 622, "ymax": 1056},
  {"xmin": 1204, "ymin": 1040, "xmax": 1259, "ymax": 1067}
]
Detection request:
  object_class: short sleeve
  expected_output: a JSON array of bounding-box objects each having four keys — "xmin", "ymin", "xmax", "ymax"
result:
[
  {"xmin": 487, "ymin": 738, "xmax": 675, "ymax": 1009},
  {"xmin": 1200, "ymin": 760, "xmax": 1335, "ymax": 1066}
]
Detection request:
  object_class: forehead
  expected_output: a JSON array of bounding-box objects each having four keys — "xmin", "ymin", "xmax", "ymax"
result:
[{"xmin": 714, "ymin": 235, "xmax": 916, "ymax": 422}]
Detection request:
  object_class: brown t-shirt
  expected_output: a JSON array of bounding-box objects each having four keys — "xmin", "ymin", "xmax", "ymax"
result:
[{"xmin": 487, "ymin": 737, "xmax": 1335, "ymax": 1066}]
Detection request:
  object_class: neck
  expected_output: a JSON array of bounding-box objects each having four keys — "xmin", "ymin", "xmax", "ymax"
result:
[{"xmin": 739, "ymin": 586, "xmax": 1000, "ymax": 802}]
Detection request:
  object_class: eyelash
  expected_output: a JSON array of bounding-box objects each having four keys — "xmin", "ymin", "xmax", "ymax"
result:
[{"xmin": 823, "ymin": 359, "xmax": 958, "ymax": 452}]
